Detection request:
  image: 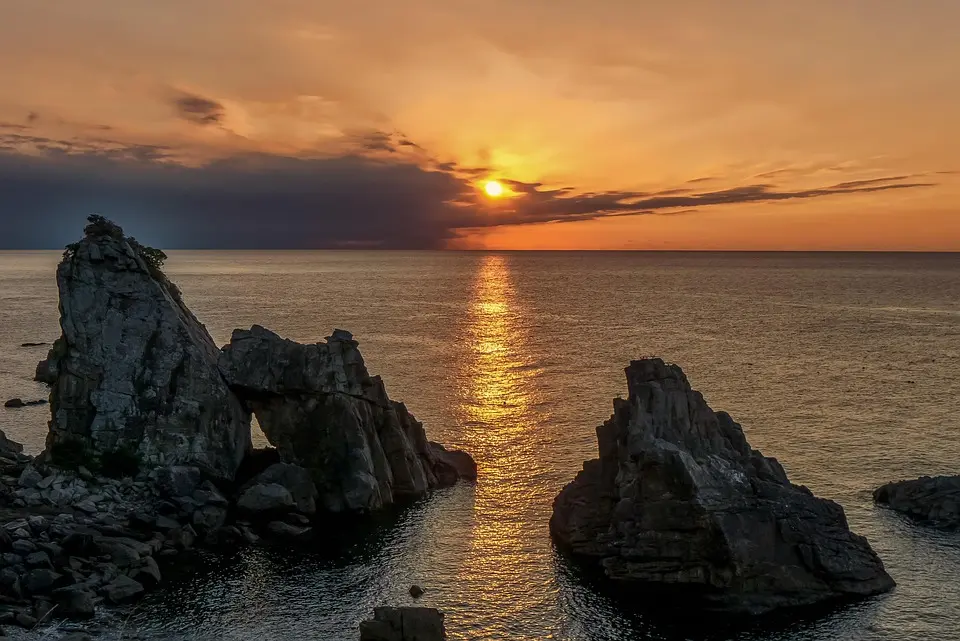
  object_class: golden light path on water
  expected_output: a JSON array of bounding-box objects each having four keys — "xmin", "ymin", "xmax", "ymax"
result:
[{"xmin": 451, "ymin": 254, "xmax": 556, "ymax": 635}]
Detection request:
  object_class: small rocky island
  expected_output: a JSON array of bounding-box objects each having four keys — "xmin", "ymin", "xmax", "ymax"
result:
[
  {"xmin": 0, "ymin": 216, "xmax": 475, "ymax": 635},
  {"xmin": 874, "ymin": 476, "xmax": 960, "ymax": 528},
  {"xmin": 551, "ymin": 359, "xmax": 895, "ymax": 615}
]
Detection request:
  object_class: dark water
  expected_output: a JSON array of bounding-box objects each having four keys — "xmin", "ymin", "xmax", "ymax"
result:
[{"xmin": 1, "ymin": 251, "xmax": 959, "ymax": 640}]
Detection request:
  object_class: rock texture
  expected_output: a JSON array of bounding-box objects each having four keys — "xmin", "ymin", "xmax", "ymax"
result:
[
  {"xmin": 551, "ymin": 358, "xmax": 894, "ymax": 615},
  {"xmin": 219, "ymin": 326, "xmax": 477, "ymax": 512},
  {"xmin": 874, "ymin": 476, "xmax": 960, "ymax": 528},
  {"xmin": 35, "ymin": 216, "xmax": 251, "ymax": 479},
  {"xmin": 359, "ymin": 607, "xmax": 446, "ymax": 641}
]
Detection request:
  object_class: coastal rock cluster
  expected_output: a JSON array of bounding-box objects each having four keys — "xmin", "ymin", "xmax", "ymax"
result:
[
  {"xmin": 550, "ymin": 358, "xmax": 895, "ymax": 614},
  {"xmin": 874, "ymin": 476, "xmax": 960, "ymax": 528},
  {"xmin": 0, "ymin": 217, "xmax": 476, "ymax": 634},
  {"xmin": 220, "ymin": 326, "xmax": 477, "ymax": 512}
]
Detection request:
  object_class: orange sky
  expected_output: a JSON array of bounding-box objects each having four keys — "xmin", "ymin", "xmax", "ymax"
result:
[{"xmin": 0, "ymin": 1, "xmax": 958, "ymax": 250}]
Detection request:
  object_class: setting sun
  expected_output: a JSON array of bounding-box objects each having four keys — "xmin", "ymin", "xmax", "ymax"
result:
[{"xmin": 484, "ymin": 180, "xmax": 504, "ymax": 198}]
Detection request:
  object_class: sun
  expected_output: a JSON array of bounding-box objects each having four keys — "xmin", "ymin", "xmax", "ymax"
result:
[{"xmin": 484, "ymin": 180, "xmax": 505, "ymax": 198}]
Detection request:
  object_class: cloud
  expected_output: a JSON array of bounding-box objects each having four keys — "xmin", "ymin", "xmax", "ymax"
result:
[
  {"xmin": 26, "ymin": 111, "xmax": 39, "ymax": 123},
  {"xmin": 173, "ymin": 92, "xmax": 225, "ymax": 126},
  {"xmin": 0, "ymin": 139, "xmax": 939, "ymax": 249}
]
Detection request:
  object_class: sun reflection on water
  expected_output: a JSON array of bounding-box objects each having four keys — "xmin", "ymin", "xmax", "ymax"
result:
[{"xmin": 452, "ymin": 254, "xmax": 556, "ymax": 633}]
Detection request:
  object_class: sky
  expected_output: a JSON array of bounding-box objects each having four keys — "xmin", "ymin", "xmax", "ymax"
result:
[{"xmin": 1, "ymin": 0, "xmax": 958, "ymax": 250}]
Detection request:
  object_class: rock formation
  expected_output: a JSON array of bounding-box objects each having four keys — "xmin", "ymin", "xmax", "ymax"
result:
[
  {"xmin": 359, "ymin": 607, "xmax": 446, "ymax": 641},
  {"xmin": 551, "ymin": 358, "xmax": 894, "ymax": 615},
  {"xmin": 219, "ymin": 325, "xmax": 477, "ymax": 512},
  {"xmin": 35, "ymin": 216, "xmax": 251, "ymax": 479},
  {"xmin": 874, "ymin": 476, "xmax": 960, "ymax": 528}
]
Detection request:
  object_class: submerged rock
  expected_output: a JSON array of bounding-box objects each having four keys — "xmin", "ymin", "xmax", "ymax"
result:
[
  {"xmin": 551, "ymin": 358, "xmax": 894, "ymax": 615},
  {"xmin": 219, "ymin": 325, "xmax": 476, "ymax": 513},
  {"xmin": 359, "ymin": 607, "xmax": 446, "ymax": 641},
  {"xmin": 874, "ymin": 475, "xmax": 960, "ymax": 528},
  {"xmin": 35, "ymin": 215, "xmax": 251, "ymax": 479}
]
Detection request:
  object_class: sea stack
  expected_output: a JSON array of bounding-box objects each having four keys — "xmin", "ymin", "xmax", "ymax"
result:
[
  {"xmin": 551, "ymin": 358, "xmax": 894, "ymax": 615},
  {"xmin": 219, "ymin": 325, "xmax": 477, "ymax": 512},
  {"xmin": 35, "ymin": 215, "xmax": 251, "ymax": 479}
]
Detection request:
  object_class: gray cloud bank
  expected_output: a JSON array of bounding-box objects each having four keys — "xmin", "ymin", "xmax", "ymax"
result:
[{"xmin": 0, "ymin": 130, "xmax": 937, "ymax": 249}]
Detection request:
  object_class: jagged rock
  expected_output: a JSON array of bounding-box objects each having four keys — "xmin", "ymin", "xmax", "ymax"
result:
[
  {"xmin": 18, "ymin": 467, "xmax": 42, "ymax": 489},
  {"xmin": 242, "ymin": 463, "xmax": 318, "ymax": 515},
  {"xmin": 0, "ymin": 429, "xmax": 23, "ymax": 456},
  {"xmin": 359, "ymin": 607, "xmax": 446, "ymax": 641},
  {"xmin": 36, "ymin": 216, "xmax": 251, "ymax": 479},
  {"xmin": 550, "ymin": 358, "xmax": 895, "ymax": 615},
  {"xmin": 874, "ymin": 475, "xmax": 960, "ymax": 528},
  {"xmin": 219, "ymin": 325, "xmax": 476, "ymax": 513}
]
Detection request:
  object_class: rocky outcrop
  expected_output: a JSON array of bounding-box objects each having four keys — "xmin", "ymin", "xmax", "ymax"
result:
[
  {"xmin": 874, "ymin": 476, "xmax": 960, "ymax": 528},
  {"xmin": 218, "ymin": 326, "xmax": 476, "ymax": 512},
  {"xmin": 35, "ymin": 216, "xmax": 251, "ymax": 479},
  {"xmin": 359, "ymin": 607, "xmax": 446, "ymax": 641},
  {"xmin": 551, "ymin": 358, "xmax": 894, "ymax": 615}
]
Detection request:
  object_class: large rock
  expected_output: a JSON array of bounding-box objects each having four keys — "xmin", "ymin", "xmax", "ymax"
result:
[
  {"xmin": 242, "ymin": 463, "xmax": 319, "ymax": 515},
  {"xmin": 359, "ymin": 607, "xmax": 446, "ymax": 641},
  {"xmin": 874, "ymin": 475, "xmax": 960, "ymax": 528},
  {"xmin": 35, "ymin": 216, "xmax": 251, "ymax": 479},
  {"xmin": 551, "ymin": 358, "xmax": 894, "ymax": 615},
  {"xmin": 219, "ymin": 326, "xmax": 475, "ymax": 512}
]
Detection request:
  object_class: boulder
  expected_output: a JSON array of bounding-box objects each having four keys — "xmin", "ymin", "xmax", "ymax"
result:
[
  {"xmin": 359, "ymin": 607, "xmax": 446, "ymax": 641},
  {"xmin": 237, "ymin": 483, "xmax": 295, "ymax": 515},
  {"xmin": 242, "ymin": 463, "xmax": 318, "ymax": 515},
  {"xmin": 36, "ymin": 216, "xmax": 251, "ymax": 479},
  {"xmin": 219, "ymin": 326, "xmax": 476, "ymax": 512},
  {"xmin": 874, "ymin": 475, "xmax": 960, "ymax": 528},
  {"xmin": 102, "ymin": 575, "xmax": 144, "ymax": 603},
  {"xmin": 51, "ymin": 585, "xmax": 97, "ymax": 618},
  {"xmin": 550, "ymin": 358, "xmax": 895, "ymax": 615},
  {"xmin": 23, "ymin": 568, "xmax": 62, "ymax": 595}
]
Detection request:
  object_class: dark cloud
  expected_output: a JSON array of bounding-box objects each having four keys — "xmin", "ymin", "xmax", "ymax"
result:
[
  {"xmin": 0, "ymin": 139, "xmax": 939, "ymax": 249},
  {"xmin": 173, "ymin": 93, "xmax": 225, "ymax": 126},
  {"xmin": 353, "ymin": 130, "xmax": 425, "ymax": 154},
  {"xmin": 26, "ymin": 111, "xmax": 39, "ymax": 123}
]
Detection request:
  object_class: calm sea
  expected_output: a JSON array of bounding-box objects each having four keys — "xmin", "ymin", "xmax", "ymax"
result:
[{"xmin": 1, "ymin": 251, "xmax": 959, "ymax": 641}]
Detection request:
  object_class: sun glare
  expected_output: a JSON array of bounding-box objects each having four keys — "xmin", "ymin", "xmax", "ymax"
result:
[{"xmin": 484, "ymin": 180, "xmax": 505, "ymax": 198}]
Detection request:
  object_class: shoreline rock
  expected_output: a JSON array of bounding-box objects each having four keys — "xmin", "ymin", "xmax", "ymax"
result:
[
  {"xmin": 551, "ymin": 358, "xmax": 894, "ymax": 615},
  {"xmin": 35, "ymin": 215, "xmax": 251, "ymax": 479},
  {"xmin": 0, "ymin": 216, "xmax": 478, "ymax": 633},
  {"xmin": 359, "ymin": 607, "xmax": 446, "ymax": 641},
  {"xmin": 874, "ymin": 476, "xmax": 960, "ymax": 528},
  {"xmin": 219, "ymin": 325, "xmax": 476, "ymax": 512}
]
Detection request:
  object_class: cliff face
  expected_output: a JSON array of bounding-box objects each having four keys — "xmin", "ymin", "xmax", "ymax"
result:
[
  {"xmin": 551, "ymin": 359, "xmax": 894, "ymax": 615},
  {"xmin": 219, "ymin": 326, "xmax": 476, "ymax": 512},
  {"xmin": 35, "ymin": 217, "xmax": 251, "ymax": 479}
]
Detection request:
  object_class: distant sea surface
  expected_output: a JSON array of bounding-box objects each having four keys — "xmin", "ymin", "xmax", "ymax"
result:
[{"xmin": 1, "ymin": 251, "xmax": 959, "ymax": 641}]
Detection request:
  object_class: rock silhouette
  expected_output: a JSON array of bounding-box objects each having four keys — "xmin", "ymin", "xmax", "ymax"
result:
[
  {"xmin": 219, "ymin": 325, "xmax": 476, "ymax": 512},
  {"xmin": 35, "ymin": 216, "xmax": 251, "ymax": 478},
  {"xmin": 551, "ymin": 358, "xmax": 895, "ymax": 615}
]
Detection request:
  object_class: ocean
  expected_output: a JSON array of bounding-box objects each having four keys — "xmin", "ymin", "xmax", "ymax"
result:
[{"xmin": 1, "ymin": 250, "xmax": 958, "ymax": 640}]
